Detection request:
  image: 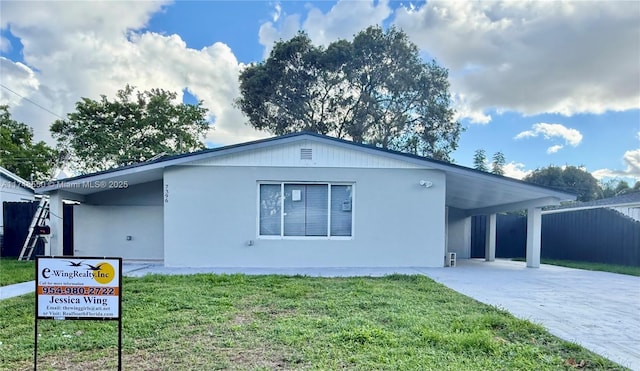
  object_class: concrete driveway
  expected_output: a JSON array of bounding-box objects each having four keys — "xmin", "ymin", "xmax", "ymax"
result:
[{"xmin": 415, "ymin": 259, "xmax": 640, "ymax": 370}]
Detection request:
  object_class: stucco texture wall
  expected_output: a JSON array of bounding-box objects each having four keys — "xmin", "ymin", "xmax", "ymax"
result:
[
  {"xmin": 163, "ymin": 166, "xmax": 446, "ymax": 268},
  {"xmin": 73, "ymin": 204, "xmax": 163, "ymax": 260},
  {"xmin": 73, "ymin": 181, "xmax": 164, "ymax": 259}
]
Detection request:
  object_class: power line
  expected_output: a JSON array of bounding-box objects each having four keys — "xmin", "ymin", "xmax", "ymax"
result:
[{"xmin": 0, "ymin": 83, "xmax": 66, "ymax": 120}]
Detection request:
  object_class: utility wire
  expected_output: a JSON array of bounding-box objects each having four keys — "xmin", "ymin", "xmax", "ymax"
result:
[{"xmin": 0, "ymin": 83, "xmax": 66, "ymax": 120}]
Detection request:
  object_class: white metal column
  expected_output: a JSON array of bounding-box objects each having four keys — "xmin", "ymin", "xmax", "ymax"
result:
[
  {"xmin": 49, "ymin": 192, "xmax": 64, "ymax": 256},
  {"xmin": 526, "ymin": 207, "xmax": 542, "ymax": 268},
  {"xmin": 485, "ymin": 213, "xmax": 496, "ymax": 261}
]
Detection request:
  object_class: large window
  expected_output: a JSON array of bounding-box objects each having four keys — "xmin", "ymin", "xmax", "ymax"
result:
[{"xmin": 259, "ymin": 183, "xmax": 353, "ymax": 238}]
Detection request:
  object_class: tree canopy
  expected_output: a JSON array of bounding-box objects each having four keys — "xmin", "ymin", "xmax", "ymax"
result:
[
  {"xmin": 523, "ymin": 165, "xmax": 601, "ymax": 202},
  {"xmin": 0, "ymin": 105, "xmax": 57, "ymax": 181},
  {"xmin": 600, "ymin": 179, "xmax": 640, "ymax": 198},
  {"xmin": 491, "ymin": 151, "xmax": 506, "ymax": 176},
  {"xmin": 236, "ymin": 26, "xmax": 461, "ymax": 161},
  {"xmin": 473, "ymin": 149, "xmax": 488, "ymax": 172},
  {"xmin": 51, "ymin": 85, "xmax": 210, "ymax": 173}
]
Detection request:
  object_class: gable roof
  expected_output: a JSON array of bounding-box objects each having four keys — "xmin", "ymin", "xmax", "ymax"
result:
[
  {"xmin": 0, "ymin": 166, "xmax": 34, "ymax": 192},
  {"xmin": 37, "ymin": 132, "xmax": 575, "ymax": 214}
]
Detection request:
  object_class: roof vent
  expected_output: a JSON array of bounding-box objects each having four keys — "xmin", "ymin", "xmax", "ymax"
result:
[{"xmin": 300, "ymin": 148, "xmax": 312, "ymax": 160}]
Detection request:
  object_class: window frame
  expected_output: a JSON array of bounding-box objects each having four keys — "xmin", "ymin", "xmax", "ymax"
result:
[{"xmin": 257, "ymin": 181, "xmax": 355, "ymax": 240}]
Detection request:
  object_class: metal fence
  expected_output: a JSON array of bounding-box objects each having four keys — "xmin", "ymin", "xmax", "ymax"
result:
[
  {"xmin": 542, "ymin": 208, "xmax": 640, "ymax": 266},
  {"xmin": 471, "ymin": 208, "xmax": 640, "ymax": 267},
  {"xmin": 1, "ymin": 201, "xmax": 74, "ymax": 258}
]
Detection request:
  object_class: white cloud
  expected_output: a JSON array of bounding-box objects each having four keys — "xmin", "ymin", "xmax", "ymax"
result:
[
  {"xmin": 259, "ymin": 0, "xmax": 393, "ymax": 55},
  {"xmin": 451, "ymin": 93, "xmax": 491, "ymax": 124},
  {"xmin": 0, "ymin": 1, "xmax": 268, "ymax": 147},
  {"xmin": 395, "ymin": 1, "xmax": 640, "ymax": 122},
  {"xmin": 546, "ymin": 145, "xmax": 563, "ymax": 154},
  {"xmin": 272, "ymin": 3, "xmax": 282, "ymax": 22},
  {"xmin": 503, "ymin": 162, "xmax": 531, "ymax": 180},
  {"xmin": 0, "ymin": 58, "xmax": 40, "ymax": 107},
  {"xmin": 258, "ymin": 14, "xmax": 302, "ymax": 58},
  {"xmin": 514, "ymin": 123, "xmax": 583, "ymax": 153},
  {"xmin": 592, "ymin": 149, "xmax": 640, "ymax": 181}
]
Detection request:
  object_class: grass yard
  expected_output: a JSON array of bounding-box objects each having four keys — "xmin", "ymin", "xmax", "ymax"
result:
[
  {"xmin": 540, "ymin": 259, "xmax": 640, "ymax": 276},
  {"xmin": 0, "ymin": 258, "xmax": 34, "ymax": 286},
  {"xmin": 0, "ymin": 274, "xmax": 626, "ymax": 370},
  {"xmin": 512, "ymin": 258, "xmax": 640, "ymax": 277}
]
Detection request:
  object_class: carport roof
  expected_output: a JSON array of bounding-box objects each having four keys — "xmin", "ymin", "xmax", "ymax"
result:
[{"xmin": 38, "ymin": 132, "xmax": 575, "ymax": 215}]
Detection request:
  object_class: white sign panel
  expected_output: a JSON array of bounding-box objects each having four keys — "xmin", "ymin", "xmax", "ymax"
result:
[{"xmin": 36, "ymin": 257, "xmax": 121, "ymax": 319}]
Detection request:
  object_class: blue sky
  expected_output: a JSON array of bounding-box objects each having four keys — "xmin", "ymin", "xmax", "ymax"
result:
[{"xmin": 1, "ymin": 0, "xmax": 638, "ymax": 183}]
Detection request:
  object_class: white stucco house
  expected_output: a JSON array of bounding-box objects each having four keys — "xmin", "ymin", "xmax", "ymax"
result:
[
  {"xmin": 1, "ymin": 166, "xmax": 35, "ymax": 245},
  {"xmin": 37, "ymin": 132, "xmax": 575, "ymax": 268}
]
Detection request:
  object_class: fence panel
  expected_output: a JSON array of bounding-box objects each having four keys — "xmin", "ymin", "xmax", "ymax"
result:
[
  {"xmin": 472, "ymin": 209, "xmax": 640, "ymax": 266},
  {"xmin": 542, "ymin": 208, "xmax": 640, "ymax": 266},
  {"xmin": 471, "ymin": 214, "xmax": 526, "ymax": 258}
]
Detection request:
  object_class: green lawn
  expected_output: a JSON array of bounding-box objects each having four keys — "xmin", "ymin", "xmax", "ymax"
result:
[
  {"xmin": 0, "ymin": 274, "xmax": 626, "ymax": 370},
  {"xmin": 513, "ymin": 258, "xmax": 640, "ymax": 277},
  {"xmin": 0, "ymin": 258, "xmax": 34, "ymax": 286}
]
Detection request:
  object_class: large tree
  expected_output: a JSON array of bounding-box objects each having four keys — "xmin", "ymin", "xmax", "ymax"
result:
[
  {"xmin": 236, "ymin": 26, "xmax": 461, "ymax": 161},
  {"xmin": 523, "ymin": 165, "xmax": 600, "ymax": 202},
  {"xmin": 473, "ymin": 149, "xmax": 488, "ymax": 171},
  {"xmin": 491, "ymin": 151, "xmax": 506, "ymax": 175},
  {"xmin": 51, "ymin": 85, "xmax": 210, "ymax": 173},
  {"xmin": 0, "ymin": 105, "xmax": 57, "ymax": 181}
]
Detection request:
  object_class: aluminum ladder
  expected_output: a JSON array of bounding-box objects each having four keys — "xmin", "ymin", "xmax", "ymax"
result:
[{"xmin": 18, "ymin": 197, "xmax": 50, "ymax": 261}]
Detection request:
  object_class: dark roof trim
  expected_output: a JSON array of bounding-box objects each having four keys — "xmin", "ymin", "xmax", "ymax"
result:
[
  {"xmin": 543, "ymin": 192, "xmax": 640, "ymax": 214},
  {"xmin": 0, "ymin": 166, "xmax": 35, "ymax": 192}
]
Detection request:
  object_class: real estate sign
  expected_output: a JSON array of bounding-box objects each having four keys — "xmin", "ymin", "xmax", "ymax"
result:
[{"xmin": 36, "ymin": 257, "xmax": 122, "ymax": 319}]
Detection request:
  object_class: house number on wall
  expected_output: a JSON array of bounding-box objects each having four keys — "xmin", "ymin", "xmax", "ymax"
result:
[{"xmin": 164, "ymin": 184, "xmax": 169, "ymax": 203}]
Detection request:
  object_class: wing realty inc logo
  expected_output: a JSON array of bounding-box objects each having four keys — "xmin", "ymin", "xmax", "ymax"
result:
[
  {"xmin": 41, "ymin": 260, "xmax": 116, "ymax": 285},
  {"xmin": 85, "ymin": 261, "xmax": 115, "ymax": 284}
]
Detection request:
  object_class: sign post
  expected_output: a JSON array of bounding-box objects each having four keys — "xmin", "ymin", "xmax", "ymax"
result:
[{"xmin": 35, "ymin": 256, "xmax": 122, "ymax": 370}]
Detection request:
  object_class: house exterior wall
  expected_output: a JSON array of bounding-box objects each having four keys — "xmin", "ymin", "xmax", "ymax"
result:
[
  {"xmin": 190, "ymin": 140, "xmax": 423, "ymax": 169},
  {"xmin": 84, "ymin": 180, "xmax": 163, "ymax": 206},
  {"xmin": 72, "ymin": 181, "xmax": 164, "ymax": 259},
  {"xmin": 446, "ymin": 207, "xmax": 471, "ymax": 259},
  {"xmin": 73, "ymin": 205, "xmax": 163, "ymax": 260},
  {"xmin": 163, "ymin": 165, "xmax": 446, "ymax": 268}
]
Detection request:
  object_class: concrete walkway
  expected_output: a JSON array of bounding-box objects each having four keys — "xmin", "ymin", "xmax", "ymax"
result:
[{"xmin": 2, "ymin": 260, "xmax": 638, "ymax": 369}]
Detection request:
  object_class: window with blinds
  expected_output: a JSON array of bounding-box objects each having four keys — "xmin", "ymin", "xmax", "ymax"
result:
[{"xmin": 258, "ymin": 183, "xmax": 353, "ymax": 238}]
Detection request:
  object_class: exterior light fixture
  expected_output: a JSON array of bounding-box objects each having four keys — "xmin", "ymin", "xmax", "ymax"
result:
[{"xmin": 419, "ymin": 180, "xmax": 433, "ymax": 188}]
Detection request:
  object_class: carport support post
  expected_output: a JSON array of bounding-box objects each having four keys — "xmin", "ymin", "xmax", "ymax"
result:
[
  {"xmin": 526, "ymin": 207, "xmax": 542, "ymax": 268},
  {"xmin": 49, "ymin": 192, "xmax": 64, "ymax": 256},
  {"xmin": 484, "ymin": 213, "xmax": 496, "ymax": 262}
]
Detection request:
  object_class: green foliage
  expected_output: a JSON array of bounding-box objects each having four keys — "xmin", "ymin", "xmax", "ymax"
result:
[
  {"xmin": 0, "ymin": 105, "xmax": 57, "ymax": 181},
  {"xmin": 524, "ymin": 165, "xmax": 600, "ymax": 201},
  {"xmin": 600, "ymin": 178, "xmax": 640, "ymax": 198},
  {"xmin": 0, "ymin": 274, "xmax": 622, "ymax": 370},
  {"xmin": 237, "ymin": 26, "xmax": 462, "ymax": 161},
  {"xmin": 473, "ymin": 149, "xmax": 488, "ymax": 171},
  {"xmin": 491, "ymin": 151, "xmax": 506, "ymax": 175},
  {"xmin": 50, "ymin": 85, "xmax": 210, "ymax": 173}
]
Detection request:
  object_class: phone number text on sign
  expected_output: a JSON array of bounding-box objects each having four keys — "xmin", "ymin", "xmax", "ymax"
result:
[{"xmin": 36, "ymin": 257, "xmax": 121, "ymax": 320}]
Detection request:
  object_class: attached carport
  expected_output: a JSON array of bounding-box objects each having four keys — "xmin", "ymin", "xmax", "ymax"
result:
[{"xmin": 405, "ymin": 160, "xmax": 575, "ymax": 268}]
